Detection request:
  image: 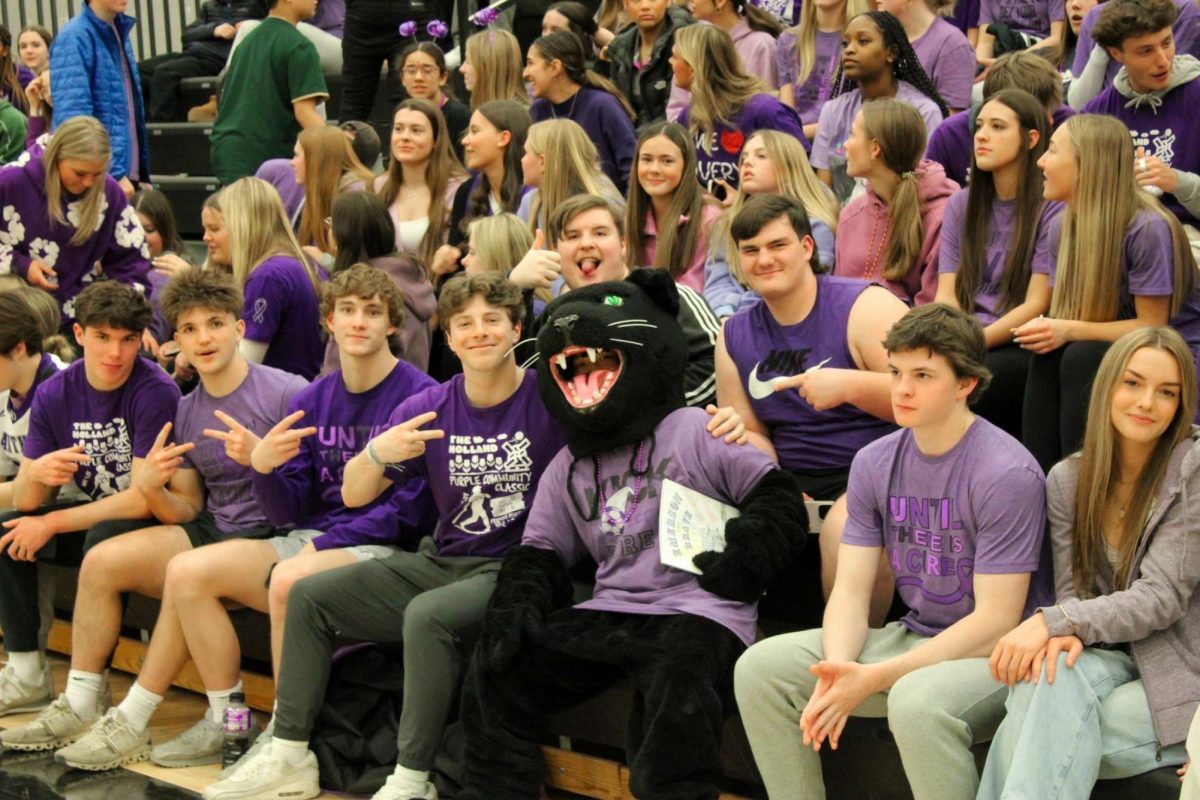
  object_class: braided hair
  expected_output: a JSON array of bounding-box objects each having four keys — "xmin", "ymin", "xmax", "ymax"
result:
[{"xmin": 828, "ymin": 11, "xmax": 948, "ymax": 119}]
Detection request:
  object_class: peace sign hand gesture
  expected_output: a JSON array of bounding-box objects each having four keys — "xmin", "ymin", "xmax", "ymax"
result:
[
  {"xmin": 135, "ymin": 422, "xmax": 196, "ymax": 495},
  {"xmin": 250, "ymin": 410, "xmax": 318, "ymax": 474},
  {"xmin": 203, "ymin": 410, "xmax": 263, "ymax": 467},
  {"xmin": 369, "ymin": 411, "xmax": 445, "ymax": 466}
]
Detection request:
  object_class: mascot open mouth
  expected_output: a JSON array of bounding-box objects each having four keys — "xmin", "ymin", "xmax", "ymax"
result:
[{"xmin": 550, "ymin": 345, "xmax": 624, "ymax": 411}]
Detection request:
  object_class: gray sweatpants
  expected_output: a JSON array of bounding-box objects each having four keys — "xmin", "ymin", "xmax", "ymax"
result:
[{"xmin": 272, "ymin": 537, "xmax": 501, "ymax": 769}]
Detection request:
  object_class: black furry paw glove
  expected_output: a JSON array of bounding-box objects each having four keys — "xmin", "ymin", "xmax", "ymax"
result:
[
  {"xmin": 693, "ymin": 469, "xmax": 807, "ymax": 603},
  {"xmin": 477, "ymin": 545, "xmax": 573, "ymax": 673}
]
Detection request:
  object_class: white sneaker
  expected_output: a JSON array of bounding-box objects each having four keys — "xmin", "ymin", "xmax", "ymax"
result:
[
  {"xmin": 151, "ymin": 715, "xmax": 224, "ymax": 767},
  {"xmin": 0, "ymin": 695, "xmax": 92, "ymax": 751},
  {"xmin": 203, "ymin": 743, "xmax": 319, "ymax": 800},
  {"xmin": 372, "ymin": 774, "xmax": 438, "ymax": 800},
  {"xmin": 0, "ymin": 661, "xmax": 52, "ymax": 717},
  {"xmin": 54, "ymin": 707, "xmax": 150, "ymax": 770},
  {"xmin": 219, "ymin": 717, "xmax": 272, "ymax": 779}
]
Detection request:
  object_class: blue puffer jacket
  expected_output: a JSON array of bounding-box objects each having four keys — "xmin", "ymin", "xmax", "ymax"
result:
[{"xmin": 50, "ymin": 3, "xmax": 150, "ymax": 181}]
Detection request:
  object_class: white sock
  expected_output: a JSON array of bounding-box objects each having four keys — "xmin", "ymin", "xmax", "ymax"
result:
[
  {"xmin": 115, "ymin": 682, "xmax": 163, "ymax": 733},
  {"xmin": 385, "ymin": 765, "xmax": 430, "ymax": 793},
  {"xmin": 63, "ymin": 670, "xmax": 103, "ymax": 719},
  {"xmin": 206, "ymin": 681, "xmax": 243, "ymax": 723},
  {"xmin": 269, "ymin": 737, "xmax": 309, "ymax": 766},
  {"xmin": 7, "ymin": 651, "xmax": 45, "ymax": 685}
]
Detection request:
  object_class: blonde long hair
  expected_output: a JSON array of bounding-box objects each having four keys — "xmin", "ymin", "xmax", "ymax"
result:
[
  {"xmin": 1071, "ymin": 327, "xmax": 1198, "ymax": 595},
  {"xmin": 789, "ymin": 0, "xmax": 871, "ymax": 88},
  {"xmin": 674, "ymin": 25, "xmax": 765, "ymax": 154},
  {"xmin": 377, "ymin": 99, "xmax": 468, "ymax": 270},
  {"xmin": 861, "ymin": 99, "xmax": 927, "ymax": 282},
  {"xmin": 214, "ymin": 178, "xmax": 320, "ymax": 295},
  {"xmin": 524, "ymin": 119, "xmax": 615, "ymax": 232},
  {"xmin": 465, "ymin": 30, "xmax": 530, "ymax": 110},
  {"xmin": 43, "ymin": 116, "xmax": 111, "ymax": 246},
  {"xmin": 296, "ymin": 126, "xmax": 374, "ymax": 256},
  {"xmin": 467, "ymin": 214, "xmax": 551, "ymax": 305},
  {"xmin": 720, "ymin": 130, "xmax": 840, "ymax": 284},
  {"xmin": 1051, "ymin": 114, "xmax": 1197, "ymax": 322}
]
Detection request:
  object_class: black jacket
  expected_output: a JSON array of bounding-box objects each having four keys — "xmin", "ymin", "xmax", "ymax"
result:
[
  {"xmin": 182, "ymin": 0, "xmax": 268, "ymax": 65},
  {"xmin": 605, "ymin": 5, "xmax": 692, "ymax": 129}
]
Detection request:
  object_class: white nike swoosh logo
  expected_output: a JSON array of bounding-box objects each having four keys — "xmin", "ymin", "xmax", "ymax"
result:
[{"xmin": 747, "ymin": 357, "xmax": 833, "ymax": 400}]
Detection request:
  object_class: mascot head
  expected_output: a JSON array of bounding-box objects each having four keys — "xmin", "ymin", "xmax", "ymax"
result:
[{"xmin": 536, "ymin": 269, "xmax": 688, "ymax": 457}]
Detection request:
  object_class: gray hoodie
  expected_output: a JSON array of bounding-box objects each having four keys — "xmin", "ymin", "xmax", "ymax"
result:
[
  {"xmin": 1041, "ymin": 429, "xmax": 1200, "ymax": 747},
  {"xmin": 1112, "ymin": 55, "xmax": 1200, "ymax": 218}
]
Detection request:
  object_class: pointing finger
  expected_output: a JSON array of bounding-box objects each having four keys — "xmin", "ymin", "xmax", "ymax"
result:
[
  {"xmin": 268, "ymin": 410, "xmax": 306, "ymax": 436},
  {"xmin": 213, "ymin": 410, "xmax": 248, "ymax": 432}
]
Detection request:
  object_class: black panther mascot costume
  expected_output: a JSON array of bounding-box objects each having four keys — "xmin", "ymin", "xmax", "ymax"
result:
[{"xmin": 457, "ymin": 270, "xmax": 807, "ymax": 800}]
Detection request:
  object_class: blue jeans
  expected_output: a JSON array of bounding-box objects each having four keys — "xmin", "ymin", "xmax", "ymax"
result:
[{"xmin": 978, "ymin": 648, "xmax": 1187, "ymax": 800}]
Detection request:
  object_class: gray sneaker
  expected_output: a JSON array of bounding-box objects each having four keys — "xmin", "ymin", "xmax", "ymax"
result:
[
  {"xmin": 219, "ymin": 717, "xmax": 272, "ymax": 779},
  {"xmin": 150, "ymin": 715, "xmax": 223, "ymax": 767},
  {"xmin": 0, "ymin": 661, "xmax": 52, "ymax": 717},
  {"xmin": 0, "ymin": 695, "xmax": 93, "ymax": 752},
  {"xmin": 54, "ymin": 707, "xmax": 150, "ymax": 771}
]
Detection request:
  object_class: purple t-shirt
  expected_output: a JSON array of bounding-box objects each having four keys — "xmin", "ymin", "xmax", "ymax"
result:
[
  {"xmin": 242, "ymin": 255, "xmax": 325, "ymax": 380},
  {"xmin": 777, "ymin": 29, "xmax": 842, "ymax": 126},
  {"xmin": 1073, "ymin": 0, "xmax": 1200, "ymax": 81},
  {"xmin": 722, "ymin": 274, "xmax": 898, "ymax": 475},
  {"xmin": 23, "ymin": 357, "xmax": 180, "ymax": 501},
  {"xmin": 927, "ymin": 105, "xmax": 1074, "ymax": 187},
  {"xmin": 254, "ymin": 158, "xmax": 305, "ymax": 228},
  {"xmin": 842, "ymin": 419, "xmax": 1052, "ymax": 636},
  {"xmin": 1083, "ymin": 74, "xmax": 1200, "ymax": 228},
  {"xmin": 383, "ymin": 370, "xmax": 567, "ymax": 558},
  {"xmin": 679, "ymin": 93, "xmax": 808, "ymax": 191},
  {"xmin": 950, "ymin": 0, "xmax": 982, "ymax": 33},
  {"xmin": 251, "ymin": 359, "xmax": 438, "ymax": 549},
  {"xmin": 980, "ymin": 0, "xmax": 1064, "ymax": 37},
  {"xmin": 938, "ymin": 189, "xmax": 1063, "ymax": 325},
  {"xmin": 811, "ymin": 83, "xmax": 944, "ymax": 200},
  {"xmin": 522, "ymin": 407, "xmax": 777, "ymax": 646},
  {"xmin": 530, "ymin": 88, "xmax": 638, "ymax": 190},
  {"xmin": 176, "ymin": 363, "xmax": 308, "ymax": 534},
  {"xmin": 910, "ymin": 18, "xmax": 976, "ymax": 111}
]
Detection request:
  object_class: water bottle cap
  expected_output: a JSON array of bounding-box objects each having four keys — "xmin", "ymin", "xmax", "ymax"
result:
[{"xmin": 230, "ymin": 692, "xmax": 245, "ymax": 703}]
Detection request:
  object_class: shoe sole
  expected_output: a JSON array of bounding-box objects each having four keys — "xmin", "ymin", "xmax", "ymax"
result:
[
  {"xmin": 204, "ymin": 777, "xmax": 320, "ymax": 800},
  {"xmin": 151, "ymin": 749, "xmax": 222, "ymax": 768},
  {"xmin": 1, "ymin": 731, "xmax": 84, "ymax": 752},
  {"xmin": 59, "ymin": 742, "xmax": 151, "ymax": 771}
]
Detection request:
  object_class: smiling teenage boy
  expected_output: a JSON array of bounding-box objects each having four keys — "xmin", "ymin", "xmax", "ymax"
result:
[
  {"xmin": 0, "ymin": 268, "xmax": 308, "ymax": 768},
  {"xmin": 734, "ymin": 303, "xmax": 1052, "ymax": 800},
  {"xmin": 0, "ymin": 282, "xmax": 179, "ymax": 720},
  {"xmin": 204, "ymin": 272, "xmax": 566, "ymax": 800}
]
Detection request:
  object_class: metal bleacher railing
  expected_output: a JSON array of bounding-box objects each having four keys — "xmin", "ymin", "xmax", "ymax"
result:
[{"xmin": 3, "ymin": 0, "xmax": 202, "ymax": 60}]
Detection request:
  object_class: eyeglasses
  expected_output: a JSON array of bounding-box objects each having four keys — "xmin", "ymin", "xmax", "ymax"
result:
[{"xmin": 402, "ymin": 66, "xmax": 439, "ymax": 78}]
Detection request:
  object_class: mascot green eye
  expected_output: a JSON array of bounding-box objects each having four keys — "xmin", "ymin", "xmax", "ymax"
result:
[{"xmin": 603, "ymin": 295, "xmax": 624, "ymax": 307}]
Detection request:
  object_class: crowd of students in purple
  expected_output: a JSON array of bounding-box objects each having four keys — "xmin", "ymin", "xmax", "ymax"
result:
[{"xmin": 0, "ymin": 0, "xmax": 1199, "ymax": 797}]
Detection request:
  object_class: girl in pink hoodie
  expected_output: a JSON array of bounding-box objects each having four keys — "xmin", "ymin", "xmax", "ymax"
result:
[{"xmin": 834, "ymin": 98, "xmax": 958, "ymax": 305}]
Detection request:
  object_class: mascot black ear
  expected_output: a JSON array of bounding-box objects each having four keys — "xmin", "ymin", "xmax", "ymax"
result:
[{"xmin": 626, "ymin": 268, "xmax": 680, "ymax": 317}]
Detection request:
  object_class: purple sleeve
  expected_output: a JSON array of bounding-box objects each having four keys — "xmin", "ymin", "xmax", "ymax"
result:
[
  {"xmin": 519, "ymin": 454, "xmax": 587, "ymax": 566},
  {"xmin": 1126, "ymin": 214, "xmax": 1179, "ymax": 298},
  {"xmin": 250, "ymin": 394, "xmax": 315, "ymax": 526},
  {"xmin": 242, "ymin": 263, "xmax": 285, "ymax": 343},
  {"xmin": 311, "ymin": 477, "xmax": 435, "ymax": 550},
  {"xmin": 777, "ymin": 31, "xmax": 798, "ymax": 88},
  {"xmin": 926, "ymin": 113, "xmax": 970, "ymax": 186},
  {"xmin": 972, "ymin": 465, "xmax": 1047, "ymax": 574},
  {"xmin": 1072, "ymin": 7, "xmax": 1099, "ymax": 75},
  {"xmin": 1048, "ymin": 0, "xmax": 1065, "ymax": 22},
  {"xmin": 809, "ymin": 100, "xmax": 838, "ymax": 170},
  {"xmin": 840, "ymin": 451, "xmax": 885, "ymax": 548},
  {"xmin": 747, "ymin": 98, "xmax": 809, "ymax": 151},
  {"xmin": 21, "ymin": 384, "xmax": 61, "ymax": 460},
  {"xmin": 1031, "ymin": 202, "xmax": 1062, "ymax": 277},
  {"xmin": 937, "ymin": 191, "xmax": 965, "ymax": 275},
  {"xmin": 979, "ymin": 0, "xmax": 996, "ymax": 25},
  {"xmin": 936, "ymin": 32, "xmax": 978, "ymax": 110},
  {"xmin": 603, "ymin": 99, "xmax": 638, "ymax": 189},
  {"xmin": 667, "ymin": 81, "xmax": 690, "ymax": 124},
  {"xmin": 743, "ymin": 35, "xmax": 780, "ymax": 89},
  {"xmin": 129, "ymin": 372, "xmax": 181, "ymax": 458}
]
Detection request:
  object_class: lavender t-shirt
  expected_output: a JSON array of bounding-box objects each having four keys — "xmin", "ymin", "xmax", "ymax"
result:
[
  {"xmin": 383, "ymin": 370, "xmax": 566, "ymax": 558},
  {"xmin": 979, "ymin": 0, "xmax": 1064, "ymax": 37},
  {"xmin": 242, "ymin": 255, "xmax": 325, "ymax": 380},
  {"xmin": 777, "ymin": 29, "xmax": 842, "ymax": 126},
  {"xmin": 522, "ymin": 408, "xmax": 777, "ymax": 645},
  {"xmin": 842, "ymin": 419, "xmax": 1052, "ymax": 636},
  {"xmin": 23, "ymin": 357, "xmax": 180, "ymax": 501},
  {"xmin": 176, "ymin": 363, "xmax": 308, "ymax": 534},
  {"xmin": 910, "ymin": 18, "xmax": 976, "ymax": 111},
  {"xmin": 938, "ymin": 189, "xmax": 1063, "ymax": 325}
]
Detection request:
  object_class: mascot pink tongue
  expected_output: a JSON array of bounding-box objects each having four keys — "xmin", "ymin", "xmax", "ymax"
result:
[{"xmin": 571, "ymin": 370, "xmax": 610, "ymax": 404}]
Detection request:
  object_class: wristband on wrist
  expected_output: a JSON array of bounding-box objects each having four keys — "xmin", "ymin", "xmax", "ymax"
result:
[{"xmin": 366, "ymin": 439, "xmax": 388, "ymax": 468}]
